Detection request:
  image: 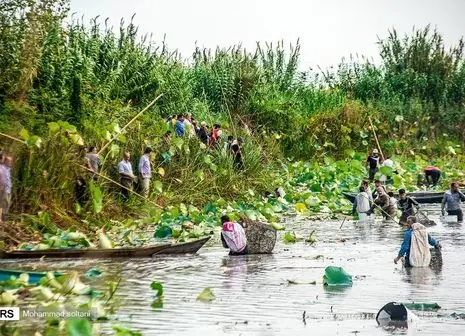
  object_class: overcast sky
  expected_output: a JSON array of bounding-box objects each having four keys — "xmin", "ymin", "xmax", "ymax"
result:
[{"xmin": 70, "ymin": 0, "xmax": 465, "ymax": 70}]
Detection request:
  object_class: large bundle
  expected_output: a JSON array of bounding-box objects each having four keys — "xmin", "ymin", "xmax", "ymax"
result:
[{"xmin": 244, "ymin": 221, "xmax": 277, "ymax": 254}]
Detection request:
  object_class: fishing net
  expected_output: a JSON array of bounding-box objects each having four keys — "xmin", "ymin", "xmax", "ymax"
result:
[{"xmin": 245, "ymin": 221, "xmax": 277, "ymax": 254}]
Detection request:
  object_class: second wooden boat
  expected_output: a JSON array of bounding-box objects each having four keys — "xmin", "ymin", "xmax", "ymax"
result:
[
  {"xmin": 342, "ymin": 191, "xmax": 444, "ymax": 204},
  {"xmin": 0, "ymin": 237, "xmax": 211, "ymax": 260}
]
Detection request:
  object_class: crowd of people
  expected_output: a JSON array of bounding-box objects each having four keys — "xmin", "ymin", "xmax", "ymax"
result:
[{"xmin": 80, "ymin": 114, "xmax": 247, "ymax": 201}]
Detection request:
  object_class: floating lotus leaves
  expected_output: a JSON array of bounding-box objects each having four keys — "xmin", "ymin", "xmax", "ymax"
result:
[{"xmin": 197, "ymin": 287, "xmax": 215, "ymax": 302}]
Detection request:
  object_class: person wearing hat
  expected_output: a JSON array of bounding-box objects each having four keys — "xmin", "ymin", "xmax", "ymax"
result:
[
  {"xmin": 366, "ymin": 148, "xmax": 380, "ymax": 182},
  {"xmin": 138, "ymin": 147, "xmax": 153, "ymax": 198}
]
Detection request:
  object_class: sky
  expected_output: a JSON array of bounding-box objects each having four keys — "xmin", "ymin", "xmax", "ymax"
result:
[{"xmin": 70, "ymin": 0, "xmax": 465, "ymax": 70}]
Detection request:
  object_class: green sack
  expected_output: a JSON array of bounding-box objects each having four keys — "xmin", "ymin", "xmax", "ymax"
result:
[{"xmin": 323, "ymin": 266, "xmax": 353, "ymax": 286}]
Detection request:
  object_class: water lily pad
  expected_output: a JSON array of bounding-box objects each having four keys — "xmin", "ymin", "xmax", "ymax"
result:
[
  {"xmin": 113, "ymin": 325, "xmax": 143, "ymax": 336},
  {"xmin": 295, "ymin": 203, "xmax": 308, "ymax": 213},
  {"xmin": 197, "ymin": 287, "xmax": 215, "ymax": 302},
  {"xmin": 67, "ymin": 319, "xmax": 92, "ymax": 336},
  {"xmin": 402, "ymin": 302, "xmax": 441, "ymax": 311},
  {"xmin": 150, "ymin": 282, "xmax": 164, "ymax": 297},
  {"xmin": 85, "ymin": 268, "xmax": 102, "ymax": 280}
]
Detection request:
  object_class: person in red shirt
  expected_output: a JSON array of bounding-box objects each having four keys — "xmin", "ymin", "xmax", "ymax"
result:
[{"xmin": 424, "ymin": 166, "xmax": 441, "ymax": 187}]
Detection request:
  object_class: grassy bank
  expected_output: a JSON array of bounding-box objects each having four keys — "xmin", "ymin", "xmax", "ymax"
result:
[{"xmin": 0, "ymin": 1, "xmax": 465, "ymax": 245}]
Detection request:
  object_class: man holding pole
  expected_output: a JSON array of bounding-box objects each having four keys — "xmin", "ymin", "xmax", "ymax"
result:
[
  {"xmin": 139, "ymin": 147, "xmax": 153, "ymax": 198},
  {"xmin": 366, "ymin": 149, "xmax": 380, "ymax": 182}
]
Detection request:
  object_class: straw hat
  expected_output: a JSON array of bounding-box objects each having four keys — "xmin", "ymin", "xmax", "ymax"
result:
[{"xmin": 372, "ymin": 149, "xmax": 379, "ymax": 154}]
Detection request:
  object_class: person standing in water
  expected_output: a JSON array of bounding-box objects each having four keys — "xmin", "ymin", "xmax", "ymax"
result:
[
  {"xmin": 441, "ymin": 182, "xmax": 465, "ymax": 222},
  {"xmin": 366, "ymin": 149, "xmax": 380, "ymax": 182},
  {"xmin": 394, "ymin": 216, "xmax": 441, "ymax": 267},
  {"xmin": 397, "ymin": 189, "xmax": 420, "ymax": 225}
]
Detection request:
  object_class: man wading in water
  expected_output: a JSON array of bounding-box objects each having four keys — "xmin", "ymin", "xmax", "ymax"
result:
[
  {"xmin": 397, "ymin": 189, "xmax": 420, "ymax": 225},
  {"xmin": 394, "ymin": 216, "xmax": 441, "ymax": 267},
  {"xmin": 441, "ymin": 182, "xmax": 465, "ymax": 222}
]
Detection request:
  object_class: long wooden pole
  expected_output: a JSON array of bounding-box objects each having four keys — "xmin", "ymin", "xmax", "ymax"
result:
[
  {"xmin": 0, "ymin": 132, "xmax": 26, "ymax": 144},
  {"xmin": 98, "ymin": 94, "xmax": 163, "ymax": 155},
  {"xmin": 76, "ymin": 164, "xmax": 163, "ymax": 209},
  {"xmin": 360, "ymin": 192, "xmax": 397, "ymax": 221},
  {"xmin": 368, "ymin": 116, "xmax": 385, "ymax": 162}
]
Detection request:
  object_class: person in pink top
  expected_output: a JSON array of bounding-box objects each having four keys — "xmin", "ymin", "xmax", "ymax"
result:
[{"xmin": 220, "ymin": 215, "xmax": 248, "ymax": 256}]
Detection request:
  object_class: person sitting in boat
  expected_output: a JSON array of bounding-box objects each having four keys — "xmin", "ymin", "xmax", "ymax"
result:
[
  {"xmin": 221, "ymin": 215, "xmax": 248, "ymax": 256},
  {"xmin": 398, "ymin": 189, "xmax": 420, "ymax": 225},
  {"xmin": 424, "ymin": 166, "xmax": 441, "ymax": 187},
  {"xmin": 441, "ymin": 182, "xmax": 465, "ymax": 222},
  {"xmin": 353, "ymin": 186, "xmax": 371, "ymax": 217},
  {"xmin": 371, "ymin": 187, "xmax": 395, "ymax": 219},
  {"xmin": 394, "ymin": 216, "xmax": 441, "ymax": 267}
]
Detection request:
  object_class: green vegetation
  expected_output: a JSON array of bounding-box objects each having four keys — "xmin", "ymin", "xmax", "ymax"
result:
[{"xmin": 0, "ymin": 0, "xmax": 464, "ymax": 245}]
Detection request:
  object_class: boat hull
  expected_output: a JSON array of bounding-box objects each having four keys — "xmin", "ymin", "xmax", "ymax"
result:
[
  {"xmin": 0, "ymin": 270, "xmax": 62, "ymax": 283},
  {"xmin": 0, "ymin": 237, "xmax": 211, "ymax": 259},
  {"xmin": 342, "ymin": 191, "xmax": 444, "ymax": 204}
]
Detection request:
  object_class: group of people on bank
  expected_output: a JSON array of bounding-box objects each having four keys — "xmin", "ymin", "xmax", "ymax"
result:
[
  {"xmin": 365, "ymin": 148, "xmax": 442, "ymax": 186},
  {"xmin": 81, "ymin": 116, "xmax": 247, "ymax": 201}
]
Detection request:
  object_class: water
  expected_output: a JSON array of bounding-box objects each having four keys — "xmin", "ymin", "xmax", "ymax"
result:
[{"xmin": 2, "ymin": 206, "xmax": 465, "ymax": 335}]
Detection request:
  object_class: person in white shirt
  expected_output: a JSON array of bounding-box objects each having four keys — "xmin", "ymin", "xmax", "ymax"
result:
[{"xmin": 380, "ymin": 156, "xmax": 394, "ymax": 183}]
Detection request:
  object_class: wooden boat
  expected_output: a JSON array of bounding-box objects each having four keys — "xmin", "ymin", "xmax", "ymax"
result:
[
  {"xmin": 0, "ymin": 237, "xmax": 210, "ymax": 259},
  {"xmin": 0, "ymin": 269, "xmax": 62, "ymax": 283},
  {"xmin": 342, "ymin": 191, "xmax": 444, "ymax": 204}
]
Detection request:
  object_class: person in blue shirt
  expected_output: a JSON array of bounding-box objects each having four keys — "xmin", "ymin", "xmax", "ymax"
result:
[
  {"xmin": 175, "ymin": 115, "xmax": 185, "ymax": 136},
  {"xmin": 394, "ymin": 216, "xmax": 441, "ymax": 267}
]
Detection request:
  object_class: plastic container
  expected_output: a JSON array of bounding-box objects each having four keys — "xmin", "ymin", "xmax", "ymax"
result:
[{"xmin": 323, "ymin": 266, "xmax": 353, "ymax": 286}]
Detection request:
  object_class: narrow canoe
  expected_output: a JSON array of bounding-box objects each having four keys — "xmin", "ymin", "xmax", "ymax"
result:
[
  {"xmin": 0, "ymin": 269, "xmax": 62, "ymax": 283},
  {"xmin": 342, "ymin": 191, "xmax": 444, "ymax": 204},
  {"xmin": 0, "ymin": 237, "xmax": 211, "ymax": 259}
]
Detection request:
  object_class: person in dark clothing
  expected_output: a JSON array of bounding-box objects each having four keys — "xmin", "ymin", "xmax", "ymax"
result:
[
  {"xmin": 198, "ymin": 122, "xmax": 209, "ymax": 145},
  {"xmin": 75, "ymin": 177, "xmax": 88, "ymax": 206},
  {"xmin": 397, "ymin": 189, "xmax": 420, "ymax": 225},
  {"xmin": 366, "ymin": 149, "xmax": 380, "ymax": 181},
  {"xmin": 223, "ymin": 135, "xmax": 234, "ymax": 155},
  {"xmin": 231, "ymin": 143, "xmax": 244, "ymax": 170},
  {"xmin": 424, "ymin": 166, "xmax": 441, "ymax": 187}
]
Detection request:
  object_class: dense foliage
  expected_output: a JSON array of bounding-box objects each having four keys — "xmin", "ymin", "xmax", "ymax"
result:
[{"xmin": 0, "ymin": 0, "xmax": 464, "ymax": 236}]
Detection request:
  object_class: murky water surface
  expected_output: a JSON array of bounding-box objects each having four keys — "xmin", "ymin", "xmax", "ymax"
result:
[{"xmin": 2, "ymin": 205, "xmax": 465, "ymax": 335}]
